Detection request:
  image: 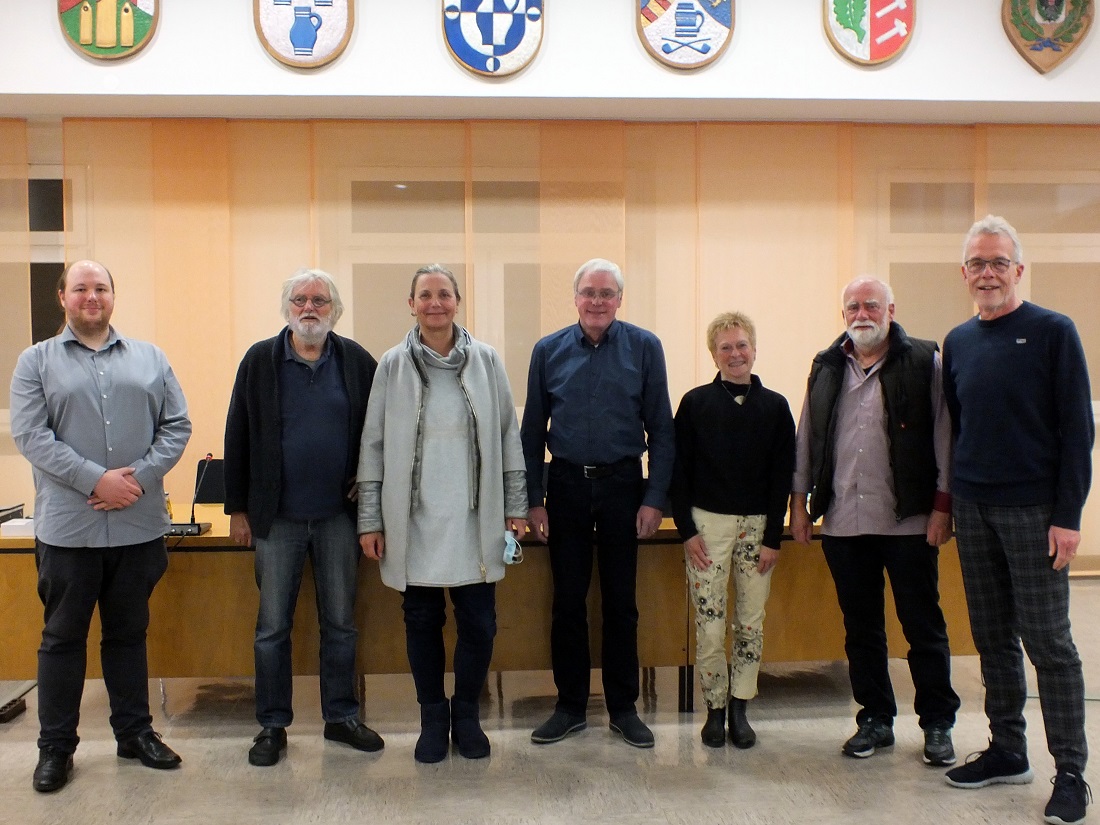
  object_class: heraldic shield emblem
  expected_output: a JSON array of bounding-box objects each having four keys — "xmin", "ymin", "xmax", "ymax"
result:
[
  {"xmin": 59, "ymin": 0, "xmax": 158, "ymax": 60},
  {"xmin": 443, "ymin": 1, "xmax": 544, "ymax": 77},
  {"xmin": 638, "ymin": 0, "xmax": 733, "ymax": 69},
  {"xmin": 1003, "ymin": 0, "xmax": 1094, "ymax": 74},
  {"xmin": 255, "ymin": 0, "xmax": 354, "ymax": 69},
  {"xmin": 825, "ymin": 0, "xmax": 915, "ymax": 66}
]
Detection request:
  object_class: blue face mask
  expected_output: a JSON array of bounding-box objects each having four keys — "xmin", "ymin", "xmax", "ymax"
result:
[{"xmin": 503, "ymin": 531, "xmax": 523, "ymax": 565}]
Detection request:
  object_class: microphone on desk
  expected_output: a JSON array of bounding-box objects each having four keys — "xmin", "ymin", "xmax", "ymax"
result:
[{"xmin": 167, "ymin": 453, "xmax": 214, "ymax": 537}]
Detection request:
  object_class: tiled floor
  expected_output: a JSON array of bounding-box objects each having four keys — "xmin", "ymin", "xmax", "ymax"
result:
[{"xmin": 2, "ymin": 580, "xmax": 1100, "ymax": 825}]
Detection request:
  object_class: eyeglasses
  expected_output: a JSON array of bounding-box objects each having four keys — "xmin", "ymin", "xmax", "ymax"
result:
[
  {"xmin": 964, "ymin": 257, "xmax": 1015, "ymax": 276},
  {"xmin": 289, "ymin": 295, "xmax": 332, "ymax": 309},
  {"xmin": 577, "ymin": 288, "xmax": 621, "ymax": 301}
]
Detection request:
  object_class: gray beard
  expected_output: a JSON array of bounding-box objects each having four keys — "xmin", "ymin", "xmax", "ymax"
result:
[
  {"xmin": 848, "ymin": 323, "xmax": 888, "ymax": 350},
  {"xmin": 289, "ymin": 318, "xmax": 332, "ymax": 347}
]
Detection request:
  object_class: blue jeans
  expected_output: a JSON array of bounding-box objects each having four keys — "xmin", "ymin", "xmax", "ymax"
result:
[
  {"xmin": 35, "ymin": 538, "xmax": 168, "ymax": 753},
  {"xmin": 254, "ymin": 514, "xmax": 361, "ymax": 727}
]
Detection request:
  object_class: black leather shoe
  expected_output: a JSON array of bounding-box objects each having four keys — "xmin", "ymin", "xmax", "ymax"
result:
[
  {"xmin": 701, "ymin": 707, "xmax": 727, "ymax": 748},
  {"xmin": 531, "ymin": 710, "xmax": 587, "ymax": 744},
  {"xmin": 323, "ymin": 719, "xmax": 384, "ymax": 752},
  {"xmin": 609, "ymin": 713, "xmax": 655, "ymax": 749},
  {"xmin": 32, "ymin": 747, "xmax": 73, "ymax": 793},
  {"xmin": 728, "ymin": 698, "xmax": 757, "ymax": 749},
  {"xmin": 248, "ymin": 727, "xmax": 287, "ymax": 767},
  {"xmin": 117, "ymin": 730, "xmax": 182, "ymax": 769}
]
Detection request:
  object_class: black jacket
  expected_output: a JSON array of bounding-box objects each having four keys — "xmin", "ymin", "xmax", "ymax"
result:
[
  {"xmin": 223, "ymin": 328, "xmax": 377, "ymax": 540},
  {"xmin": 805, "ymin": 321, "xmax": 939, "ymax": 522}
]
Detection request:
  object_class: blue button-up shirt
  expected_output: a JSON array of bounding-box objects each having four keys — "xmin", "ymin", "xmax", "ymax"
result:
[
  {"xmin": 10, "ymin": 325, "xmax": 192, "ymax": 547},
  {"xmin": 520, "ymin": 320, "xmax": 675, "ymax": 510}
]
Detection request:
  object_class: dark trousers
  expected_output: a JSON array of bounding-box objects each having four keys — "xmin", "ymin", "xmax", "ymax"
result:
[
  {"xmin": 401, "ymin": 583, "xmax": 496, "ymax": 705},
  {"xmin": 954, "ymin": 499, "xmax": 1087, "ymax": 773},
  {"xmin": 35, "ymin": 538, "xmax": 168, "ymax": 753},
  {"xmin": 822, "ymin": 533, "xmax": 960, "ymax": 729},
  {"xmin": 545, "ymin": 458, "xmax": 643, "ymax": 719}
]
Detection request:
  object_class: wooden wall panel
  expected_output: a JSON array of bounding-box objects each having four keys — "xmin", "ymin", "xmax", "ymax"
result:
[
  {"xmin": 227, "ymin": 121, "xmax": 315, "ymax": 361},
  {"xmin": 151, "ymin": 120, "xmax": 234, "ymax": 502},
  {"xmin": 697, "ymin": 124, "xmax": 841, "ymax": 412}
]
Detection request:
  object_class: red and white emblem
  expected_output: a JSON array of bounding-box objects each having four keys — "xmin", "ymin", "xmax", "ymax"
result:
[{"xmin": 824, "ymin": 0, "xmax": 915, "ymax": 66}]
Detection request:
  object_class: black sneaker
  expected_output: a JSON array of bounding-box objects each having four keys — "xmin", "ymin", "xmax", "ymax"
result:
[
  {"xmin": 842, "ymin": 720, "xmax": 894, "ymax": 758},
  {"xmin": 1044, "ymin": 770, "xmax": 1092, "ymax": 825},
  {"xmin": 944, "ymin": 742, "xmax": 1033, "ymax": 788},
  {"xmin": 923, "ymin": 725, "xmax": 957, "ymax": 767},
  {"xmin": 531, "ymin": 710, "xmax": 587, "ymax": 744}
]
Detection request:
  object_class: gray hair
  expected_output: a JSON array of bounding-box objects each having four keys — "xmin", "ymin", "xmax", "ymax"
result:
[
  {"xmin": 963, "ymin": 214, "xmax": 1023, "ymax": 263},
  {"xmin": 280, "ymin": 268, "xmax": 344, "ymax": 324},
  {"xmin": 841, "ymin": 277, "xmax": 894, "ymax": 308},
  {"xmin": 409, "ymin": 264, "xmax": 462, "ymax": 301},
  {"xmin": 573, "ymin": 258, "xmax": 625, "ymax": 293}
]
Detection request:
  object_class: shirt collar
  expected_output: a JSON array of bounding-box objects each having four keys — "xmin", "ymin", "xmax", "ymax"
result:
[
  {"xmin": 571, "ymin": 318, "xmax": 619, "ymax": 348},
  {"xmin": 281, "ymin": 326, "xmax": 333, "ymax": 364},
  {"xmin": 60, "ymin": 324, "xmax": 121, "ymax": 352}
]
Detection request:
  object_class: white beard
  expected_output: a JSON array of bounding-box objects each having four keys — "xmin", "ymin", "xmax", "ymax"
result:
[
  {"xmin": 290, "ymin": 315, "xmax": 333, "ymax": 347},
  {"xmin": 847, "ymin": 321, "xmax": 888, "ymax": 350}
]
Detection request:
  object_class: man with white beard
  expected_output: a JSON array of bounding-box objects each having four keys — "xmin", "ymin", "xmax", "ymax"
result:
[
  {"xmin": 224, "ymin": 269, "xmax": 383, "ymax": 766},
  {"xmin": 790, "ymin": 277, "xmax": 960, "ymax": 768}
]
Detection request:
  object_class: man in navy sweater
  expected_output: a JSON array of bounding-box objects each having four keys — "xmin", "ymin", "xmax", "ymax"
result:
[{"xmin": 943, "ymin": 216, "xmax": 1094, "ymax": 825}]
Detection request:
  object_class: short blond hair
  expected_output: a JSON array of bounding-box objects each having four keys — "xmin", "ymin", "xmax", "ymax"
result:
[{"xmin": 706, "ymin": 311, "xmax": 756, "ymax": 354}]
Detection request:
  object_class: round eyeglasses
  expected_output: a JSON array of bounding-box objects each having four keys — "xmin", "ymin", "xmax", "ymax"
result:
[{"xmin": 290, "ymin": 295, "xmax": 332, "ymax": 309}]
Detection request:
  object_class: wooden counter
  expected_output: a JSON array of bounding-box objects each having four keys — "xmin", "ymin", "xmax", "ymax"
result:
[{"xmin": 0, "ymin": 509, "xmax": 974, "ymax": 682}]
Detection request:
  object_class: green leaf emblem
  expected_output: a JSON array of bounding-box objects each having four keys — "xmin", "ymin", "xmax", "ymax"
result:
[{"xmin": 834, "ymin": 0, "xmax": 868, "ymax": 43}]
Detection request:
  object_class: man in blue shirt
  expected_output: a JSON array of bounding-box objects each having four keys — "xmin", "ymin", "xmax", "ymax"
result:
[
  {"xmin": 521, "ymin": 258, "xmax": 674, "ymax": 749},
  {"xmin": 11, "ymin": 260, "xmax": 192, "ymax": 792},
  {"xmin": 224, "ymin": 269, "xmax": 381, "ymax": 767},
  {"xmin": 942, "ymin": 216, "xmax": 1094, "ymax": 825}
]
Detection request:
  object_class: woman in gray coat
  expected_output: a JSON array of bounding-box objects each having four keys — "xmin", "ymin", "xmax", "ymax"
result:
[{"xmin": 358, "ymin": 264, "xmax": 527, "ymax": 763}]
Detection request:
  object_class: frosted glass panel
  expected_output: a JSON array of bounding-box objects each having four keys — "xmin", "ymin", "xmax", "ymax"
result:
[
  {"xmin": 989, "ymin": 184, "xmax": 1100, "ymax": 234},
  {"xmin": 889, "ymin": 262, "xmax": 973, "ymax": 346},
  {"xmin": 1031, "ymin": 262, "xmax": 1100, "ymax": 396},
  {"xmin": 352, "ymin": 263, "xmax": 467, "ymax": 358},
  {"xmin": 351, "ymin": 181, "xmax": 464, "ymax": 234},
  {"xmin": 472, "ymin": 181, "xmax": 539, "ymax": 233},
  {"xmin": 890, "ymin": 183, "xmax": 973, "ymax": 233},
  {"xmin": 0, "ymin": 179, "xmax": 24, "ymax": 232}
]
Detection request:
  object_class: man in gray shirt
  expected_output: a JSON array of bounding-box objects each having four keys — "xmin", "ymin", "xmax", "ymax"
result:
[
  {"xmin": 10, "ymin": 260, "xmax": 191, "ymax": 793},
  {"xmin": 790, "ymin": 277, "xmax": 959, "ymax": 768}
]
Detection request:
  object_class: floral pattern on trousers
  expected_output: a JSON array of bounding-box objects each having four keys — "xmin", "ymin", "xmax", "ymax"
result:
[{"xmin": 686, "ymin": 509, "xmax": 772, "ymax": 710}]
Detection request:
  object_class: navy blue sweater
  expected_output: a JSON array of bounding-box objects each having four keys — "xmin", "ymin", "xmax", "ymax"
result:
[{"xmin": 943, "ymin": 302, "xmax": 1094, "ymax": 529}]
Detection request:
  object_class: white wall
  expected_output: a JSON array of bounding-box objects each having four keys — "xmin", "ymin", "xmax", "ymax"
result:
[{"xmin": 6, "ymin": 1, "xmax": 1100, "ymax": 122}]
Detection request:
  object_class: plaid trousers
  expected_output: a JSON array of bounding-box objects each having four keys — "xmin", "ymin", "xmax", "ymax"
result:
[{"xmin": 954, "ymin": 498, "xmax": 1087, "ymax": 773}]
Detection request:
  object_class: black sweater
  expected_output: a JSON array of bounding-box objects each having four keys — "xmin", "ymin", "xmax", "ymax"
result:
[{"xmin": 671, "ymin": 373, "xmax": 796, "ymax": 549}]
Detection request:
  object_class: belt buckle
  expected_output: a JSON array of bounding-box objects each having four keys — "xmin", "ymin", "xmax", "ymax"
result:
[{"xmin": 583, "ymin": 464, "xmax": 598, "ymax": 479}]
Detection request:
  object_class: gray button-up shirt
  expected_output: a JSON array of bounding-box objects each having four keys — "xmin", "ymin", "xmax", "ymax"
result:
[
  {"xmin": 10, "ymin": 325, "xmax": 192, "ymax": 547},
  {"xmin": 792, "ymin": 346, "xmax": 951, "ymax": 537}
]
